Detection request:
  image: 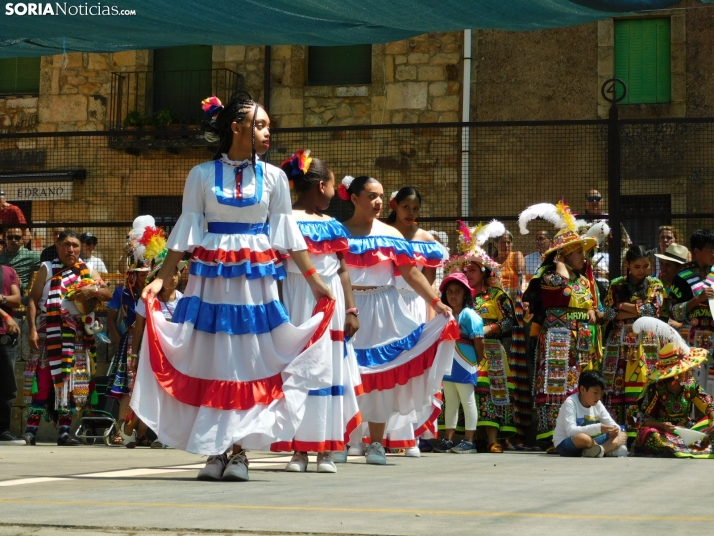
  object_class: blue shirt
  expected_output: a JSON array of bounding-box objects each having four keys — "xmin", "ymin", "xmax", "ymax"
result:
[
  {"xmin": 443, "ymin": 308, "xmax": 484, "ymax": 384},
  {"xmin": 107, "ymin": 284, "xmax": 138, "ymax": 332}
]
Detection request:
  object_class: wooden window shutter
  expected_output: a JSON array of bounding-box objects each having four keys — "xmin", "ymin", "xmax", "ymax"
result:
[
  {"xmin": 0, "ymin": 57, "xmax": 41, "ymax": 95},
  {"xmin": 614, "ymin": 18, "xmax": 670, "ymax": 105}
]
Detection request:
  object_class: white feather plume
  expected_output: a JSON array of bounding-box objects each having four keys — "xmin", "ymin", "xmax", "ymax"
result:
[
  {"xmin": 390, "ymin": 191, "xmax": 398, "ymax": 201},
  {"xmin": 633, "ymin": 317, "xmax": 689, "ymax": 352},
  {"xmin": 518, "ymin": 203, "xmax": 564, "ymax": 235},
  {"xmin": 586, "ymin": 222, "xmax": 611, "ymax": 244},
  {"xmin": 342, "ymin": 175, "xmax": 355, "ymax": 188},
  {"xmin": 474, "ymin": 219, "xmax": 506, "ymax": 247}
]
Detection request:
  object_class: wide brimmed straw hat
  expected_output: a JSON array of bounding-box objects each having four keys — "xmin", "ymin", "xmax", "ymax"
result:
[
  {"xmin": 542, "ymin": 229, "xmax": 598, "ymax": 258},
  {"xmin": 633, "ymin": 317, "xmax": 708, "ymax": 382},
  {"xmin": 654, "ymin": 243, "xmax": 689, "ymax": 265}
]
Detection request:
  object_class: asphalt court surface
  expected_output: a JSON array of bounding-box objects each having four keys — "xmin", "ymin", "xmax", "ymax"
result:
[{"xmin": 0, "ymin": 444, "xmax": 710, "ymax": 535}]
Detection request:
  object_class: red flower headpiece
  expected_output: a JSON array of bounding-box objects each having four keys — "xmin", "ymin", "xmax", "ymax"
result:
[{"xmin": 338, "ymin": 175, "xmax": 355, "ymax": 201}]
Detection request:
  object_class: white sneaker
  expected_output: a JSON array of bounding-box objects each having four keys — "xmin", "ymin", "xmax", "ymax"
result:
[
  {"xmin": 285, "ymin": 451, "xmax": 309, "ymax": 472},
  {"xmin": 316, "ymin": 452, "xmax": 337, "ymax": 473},
  {"xmin": 332, "ymin": 447, "xmax": 347, "ymax": 464},
  {"xmin": 197, "ymin": 453, "xmax": 228, "ymax": 481},
  {"xmin": 582, "ymin": 444, "xmax": 605, "ymax": 458},
  {"xmin": 222, "ymin": 451, "xmax": 250, "ymax": 481},
  {"xmin": 365, "ymin": 442, "xmax": 387, "ymax": 465},
  {"xmin": 347, "ymin": 443, "xmax": 364, "ymax": 456},
  {"xmin": 404, "ymin": 446, "xmax": 421, "ymax": 458},
  {"xmin": 605, "ymin": 444, "xmax": 629, "ymax": 458}
]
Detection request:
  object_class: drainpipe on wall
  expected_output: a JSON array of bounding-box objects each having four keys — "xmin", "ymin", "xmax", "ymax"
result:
[
  {"xmin": 263, "ymin": 46, "xmax": 271, "ymax": 112},
  {"xmin": 461, "ymin": 30, "xmax": 472, "ymax": 218}
]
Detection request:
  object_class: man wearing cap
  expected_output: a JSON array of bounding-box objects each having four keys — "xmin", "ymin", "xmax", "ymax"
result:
[
  {"xmin": 654, "ymin": 244, "xmax": 690, "ymax": 329},
  {"xmin": 80, "ymin": 232, "xmax": 108, "ymax": 274},
  {"xmin": 0, "ymin": 191, "xmax": 26, "ymax": 228},
  {"xmin": 0, "ymin": 226, "xmax": 40, "ymax": 294},
  {"xmin": 669, "ymin": 230, "xmax": 714, "ymax": 394}
]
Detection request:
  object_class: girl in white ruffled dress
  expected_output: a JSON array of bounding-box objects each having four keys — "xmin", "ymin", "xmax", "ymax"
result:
[{"xmin": 132, "ymin": 93, "xmax": 333, "ymax": 483}]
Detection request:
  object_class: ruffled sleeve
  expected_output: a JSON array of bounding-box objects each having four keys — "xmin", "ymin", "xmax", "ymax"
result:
[
  {"xmin": 343, "ymin": 235, "xmax": 415, "ymax": 268},
  {"xmin": 268, "ymin": 166, "xmax": 307, "ymax": 253},
  {"xmin": 166, "ymin": 164, "xmax": 207, "ymax": 253},
  {"xmin": 298, "ymin": 220, "xmax": 349, "ymax": 255},
  {"xmin": 411, "ymin": 240, "xmax": 449, "ymax": 268}
]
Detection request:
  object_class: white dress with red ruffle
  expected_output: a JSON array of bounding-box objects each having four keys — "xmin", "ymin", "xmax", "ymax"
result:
[
  {"xmin": 272, "ymin": 218, "xmax": 363, "ymax": 453},
  {"xmin": 344, "ymin": 235, "xmax": 457, "ymax": 448},
  {"xmin": 131, "ymin": 156, "xmax": 332, "ymax": 455}
]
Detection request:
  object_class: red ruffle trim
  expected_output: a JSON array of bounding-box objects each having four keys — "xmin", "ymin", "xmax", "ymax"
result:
[
  {"xmin": 304, "ymin": 237, "xmax": 349, "ymax": 255},
  {"xmin": 192, "ymin": 246, "xmax": 277, "ymax": 265},
  {"xmin": 270, "ymin": 412, "xmax": 363, "ymax": 453},
  {"xmin": 412, "ymin": 253, "xmax": 443, "ymax": 268},
  {"xmin": 414, "ymin": 401, "xmax": 442, "ymax": 438},
  {"xmin": 343, "ymin": 248, "xmax": 415, "ymax": 268},
  {"xmin": 145, "ymin": 296, "xmax": 335, "ymax": 411},
  {"xmin": 360, "ymin": 319, "xmax": 459, "ymax": 393}
]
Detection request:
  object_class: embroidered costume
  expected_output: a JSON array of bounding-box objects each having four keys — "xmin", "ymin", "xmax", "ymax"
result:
[
  {"xmin": 519, "ymin": 202, "xmax": 606, "ymax": 442},
  {"xmin": 602, "ymin": 276, "xmax": 664, "ymax": 430},
  {"xmin": 632, "ymin": 317, "xmax": 713, "ymax": 458},
  {"xmin": 670, "ymin": 263, "xmax": 714, "ymax": 393},
  {"xmin": 272, "ymin": 218, "xmax": 363, "ymax": 453},
  {"xmin": 131, "ymin": 155, "xmax": 333, "ymax": 455},
  {"xmin": 345, "ymin": 234, "xmax": 458, "ymax": 449}
]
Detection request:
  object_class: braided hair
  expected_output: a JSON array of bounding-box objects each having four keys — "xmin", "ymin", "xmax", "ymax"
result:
[
  {"xmin": 201, "ymin": 90, "xmax": 262, "ymax": 174},
  {"xmin": 280, "ymin": 157, "xmax": 332, "ymax": 194}
]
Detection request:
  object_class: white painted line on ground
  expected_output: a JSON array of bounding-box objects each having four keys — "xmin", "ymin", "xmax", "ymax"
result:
[{"xmin": 0, "ymin": 477, "xmax": 67, "ymax": 487}]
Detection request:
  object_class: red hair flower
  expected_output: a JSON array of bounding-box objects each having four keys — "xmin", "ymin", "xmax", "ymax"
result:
[
  {"xmin": 337, "ymin": 183, "xmax": 350, "ymax": 201},
  {"xmin": 389, "ymin": 198, "xmax": 397, "ymax": 210}
]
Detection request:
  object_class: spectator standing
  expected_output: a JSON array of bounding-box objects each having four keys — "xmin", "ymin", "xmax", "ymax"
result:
[
  {"xmin": 653, "ymin": 225, "xmax": 684, "ymax": 276},
  {"xmin": 0, "ymin": 264, "xmax": 23, "ymax": 444},
  {"xmin": 524, "ymin": 231, "xmax": 552, "ymax": 279},
  {"xmin": 0, "ymin": 191, "xmax": 27, "ymax": 227},
  {"xmin": 40, "ymin": 228, "xmax": 63, "ymax": 263},
  {"xmin": 0, "ymin": 227, "xmax": 40, "ymax": 293},
  {"xmin": 584, "ymin": 189, "xmax": 606, "ymax": 217},
  {"xmin": 80, "ymin": 232, "xmax": 108, "ymax": 274},
  {"xmin": 492, "ymin": 231, "xmax": 525, "ymax": 301}
]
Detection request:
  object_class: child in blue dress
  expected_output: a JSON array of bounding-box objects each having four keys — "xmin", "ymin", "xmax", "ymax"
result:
[{"xmin": 434, "ymin": 272, "xmax": 484, "ymax": 454}]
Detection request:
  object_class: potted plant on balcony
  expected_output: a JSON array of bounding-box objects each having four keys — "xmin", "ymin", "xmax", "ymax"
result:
[
  {"xmin": 122, "ymin": 111, "xmax": 143, "ymax": 135},
  {"xmin": 156, "ymin": 108, "xmax": 173, "ymax": 130}
]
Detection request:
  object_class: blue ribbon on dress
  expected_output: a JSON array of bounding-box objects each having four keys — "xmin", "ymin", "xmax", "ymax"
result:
[{"xmin": 207, "ymin": 222, "xmax": 269, "ymax": 235}]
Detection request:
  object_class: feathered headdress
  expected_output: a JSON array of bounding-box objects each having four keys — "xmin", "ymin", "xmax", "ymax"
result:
[
  {"xmin": 585, "ymin": 222, "xmax": 611, "ymax": 245},
  {"xmin": 633, "ymin": 317, "xmax": 708, "ymax": 382},
  {"xmin": 518, "ymin": 201, "xmax": 577, "ymax": 235},
  {"xmin": 445, "ymin": 219, "xmax": 503, "ymax": 286},
  {"xmin": 125, "ymin": 215, "xmax": 166, "ymax": 271}
]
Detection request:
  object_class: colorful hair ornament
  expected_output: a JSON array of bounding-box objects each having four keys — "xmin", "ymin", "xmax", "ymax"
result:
[
  {"xmin": 201, "ymin": 95, "xmax": 224, "ymax": 119},
  {"xmin": 280, "ymin": 149, "xmax": 313, "ymax": 177},
  {"xmin": 338, "ymin": 175, "xmax": 354, "ymax": 201},
  {"xmin": 389, "ymin": 191, "xmax": 398, "ymax": 211}
]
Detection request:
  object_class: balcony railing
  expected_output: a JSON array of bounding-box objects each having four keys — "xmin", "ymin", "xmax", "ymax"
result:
[{"xmin": 109, "ymin": 68, "xmax": 242, "ymax": 130}]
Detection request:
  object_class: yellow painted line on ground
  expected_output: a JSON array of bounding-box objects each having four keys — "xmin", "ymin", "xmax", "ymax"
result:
[{"xmin": 0, "ymin": 499, "xmax": 710, "ymax": 522}]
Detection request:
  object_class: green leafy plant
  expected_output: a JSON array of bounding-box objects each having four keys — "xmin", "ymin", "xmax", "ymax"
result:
[
  {"xmin": 122, "ymin": 110, "xmax": 143, "ymax": 128},
  {"xmin": 156, "ymin": 109, "xmax": 173, "ymax": 128}
]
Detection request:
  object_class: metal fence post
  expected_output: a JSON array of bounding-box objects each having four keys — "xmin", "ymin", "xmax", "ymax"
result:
[{"xmin": 603, "ymin": 79, "xmax": 627, "ymax": 280}]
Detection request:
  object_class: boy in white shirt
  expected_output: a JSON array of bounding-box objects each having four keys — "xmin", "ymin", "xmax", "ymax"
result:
[{"xmin": 553, "ymin": 370, "xmax": 628, "ymax": 457}]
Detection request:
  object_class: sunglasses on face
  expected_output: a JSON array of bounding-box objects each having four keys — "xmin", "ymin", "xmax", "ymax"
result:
[
  {"xmin": 6, "ymin": 235, "xmax": 22, "ymax": 241},
  {"xmin": 587, "ymin": 196, "xmax": 602, "ymax": 202}
]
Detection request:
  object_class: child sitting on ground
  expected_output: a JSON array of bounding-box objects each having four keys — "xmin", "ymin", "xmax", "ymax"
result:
[{"xmin": 553, "ymin": 370, "xmax": 628, "ymax": 457}]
